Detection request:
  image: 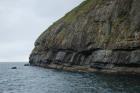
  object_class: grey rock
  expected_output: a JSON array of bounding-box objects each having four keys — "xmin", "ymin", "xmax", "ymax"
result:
[
  {"xmin": 11, "ymin": 67, "xmax": 17, "ymax": 69},
  {"xmin": 29, "ymin": 0, "xmax": 140, "ymax": 73}
]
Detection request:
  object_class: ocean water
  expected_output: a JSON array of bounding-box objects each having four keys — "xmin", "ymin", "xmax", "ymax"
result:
[{"xmin": 0, "ymin": 62, "xmax": 140, "ymax": 93}]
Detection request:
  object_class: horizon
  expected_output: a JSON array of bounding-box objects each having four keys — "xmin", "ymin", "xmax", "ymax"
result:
[{"xmin": 0, "ymin": 0, "xmax": 84, "ymax": 62}]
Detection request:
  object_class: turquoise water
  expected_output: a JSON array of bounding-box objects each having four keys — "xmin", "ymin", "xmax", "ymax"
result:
[{"xmin": 0, "ymin": 62, "xmax": 140, "ymax": 93}]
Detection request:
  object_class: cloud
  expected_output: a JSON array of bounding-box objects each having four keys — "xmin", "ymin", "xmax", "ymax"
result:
[{"xmin": 0, "ymin": 0, "xmax": 84, "ymax": 62}]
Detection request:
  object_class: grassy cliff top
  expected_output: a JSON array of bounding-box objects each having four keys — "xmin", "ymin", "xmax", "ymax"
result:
[{"xmin": 63, "ymin": 0, "xmax": 103, "ymax": 23}]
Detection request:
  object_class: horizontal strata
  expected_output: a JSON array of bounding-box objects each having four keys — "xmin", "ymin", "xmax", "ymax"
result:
[
  {"xmin": 29, "ymin": 0, "xmax": 140, "ymax": 74},
  {"xmin": 29, "ymin": 48, "xmax": 140, "ymax": 74}
]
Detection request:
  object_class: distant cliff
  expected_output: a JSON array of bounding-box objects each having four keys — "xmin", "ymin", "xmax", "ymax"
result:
[{"xmin": 29, "ymin": 0, "xmax": 140, "ymax": 74}]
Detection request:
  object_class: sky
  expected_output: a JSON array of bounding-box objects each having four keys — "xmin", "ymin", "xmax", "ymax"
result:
[{"xmin": 0, "ymin": 0, "xmax": 84, "ymax": 62}]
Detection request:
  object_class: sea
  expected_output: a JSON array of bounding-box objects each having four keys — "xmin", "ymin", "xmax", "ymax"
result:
[{"xmin": 0, "ymin": 62, "xmax": 140, "ymax": 93}]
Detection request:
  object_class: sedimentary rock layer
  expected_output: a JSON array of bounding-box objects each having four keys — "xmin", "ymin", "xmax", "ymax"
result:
[{"xmin": 29, "ymin": 0, "xmax": 140, "ymax": 74}]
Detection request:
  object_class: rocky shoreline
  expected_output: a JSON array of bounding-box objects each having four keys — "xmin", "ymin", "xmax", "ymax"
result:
[
  {"xmin": 30, "ymin": 48, "xmax": 140, "ymax": 74},
  {"xmin": 29, "ymin": 0, "xmax": 140, "ymax": 75},
  {"xmin": 30, "ymin": 63, "xmax": 140, "ymax": 75}
]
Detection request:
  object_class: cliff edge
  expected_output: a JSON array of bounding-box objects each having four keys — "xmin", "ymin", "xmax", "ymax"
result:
[{"xmin": 29, "ymin": 0, "xmax": 140, "ymax": 74}]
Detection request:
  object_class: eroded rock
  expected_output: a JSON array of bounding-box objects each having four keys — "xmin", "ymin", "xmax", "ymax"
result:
[{"xmin": 29, "ymin": 0, "xmax": 140, "ymax": 74}]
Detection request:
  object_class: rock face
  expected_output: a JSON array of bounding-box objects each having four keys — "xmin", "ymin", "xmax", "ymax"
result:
[{"xmin": 29, "ymin": 0, "xmax": 140, "ymax": 74}]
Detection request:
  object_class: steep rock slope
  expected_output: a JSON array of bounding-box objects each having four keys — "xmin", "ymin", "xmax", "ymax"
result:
[{"xmin": 29, "ymin": 0, "xmax": 140, "ymax": 74}]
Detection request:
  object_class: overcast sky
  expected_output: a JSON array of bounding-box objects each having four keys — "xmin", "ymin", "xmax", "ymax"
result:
[{"xmin": 0, "ymin": 0, "xmax": 84, "ymax": 62}]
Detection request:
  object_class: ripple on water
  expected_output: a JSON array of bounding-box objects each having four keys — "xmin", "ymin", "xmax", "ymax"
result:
[{"xmin": 0, "ymin": 62, "xmax": 140, "ymax": 93}]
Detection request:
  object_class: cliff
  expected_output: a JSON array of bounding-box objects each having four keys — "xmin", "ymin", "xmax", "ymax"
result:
[{"xmin": 29, "ymin": 0, "xmax": 140, "ymax": 74}]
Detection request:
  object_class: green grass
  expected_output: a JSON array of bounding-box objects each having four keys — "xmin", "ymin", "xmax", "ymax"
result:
[
  {"xmin": 48, "ymin": 0, "xmax": 103, "ymax": 29},
  {"xmin": 63, "ymin": 0, "xmax": 97, "ymax": 23}
]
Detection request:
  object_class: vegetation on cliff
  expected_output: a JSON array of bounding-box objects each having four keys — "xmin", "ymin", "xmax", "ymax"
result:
[{"xmin": 30, "ymin": 0, "xmax": 140, "ymax": 74}]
